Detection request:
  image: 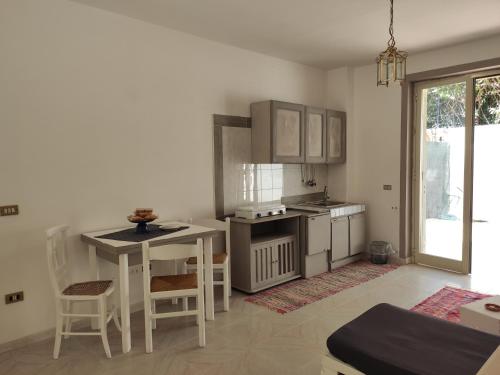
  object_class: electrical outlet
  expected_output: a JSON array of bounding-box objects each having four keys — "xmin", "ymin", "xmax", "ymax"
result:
[
  {"xmin": 5, "ymin": 291, "xmax": 24, "ymax": 305},
  {"xmin": 383, "ymin": 185, "xmax": 392, "ymax": 191},
  {"xmin": 0, "ymin": 205, "xmax": 19, "ymax": 216}
]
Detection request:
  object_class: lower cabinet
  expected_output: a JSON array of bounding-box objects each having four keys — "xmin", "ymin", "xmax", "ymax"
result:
[
  {"xmin": 251, "ymin": 235, "xmax": 299, "ymax": 291},
  {"xmin": 331, "ymin": 212, "xmax": 367, "ymax": 262},
  {"xmin": 331, "ymin": 216, "xmax": 349, "ymax": 261},
  {"xmin": 230, "ymin": 214, "xmax": 301, "ymax": 293},
  {"xmin": 349, "ymin": 213, "xmax": 366, "ymax": 255},
  {"xmin": 301, "ymin": 212, "xmax": 331, "ymax": 278}
]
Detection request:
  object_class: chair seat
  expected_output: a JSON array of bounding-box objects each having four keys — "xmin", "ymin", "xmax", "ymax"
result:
[
  {"xmin": 151, "ymin": 273, "xmax": 197, "ymax": 293},
  {"xmin": 62, "ymin": 280, "xmax": 113, "ymax": 296},
  {"xmin": 186, "ymin": 253, "xmax": 227, "ymax": 265}
]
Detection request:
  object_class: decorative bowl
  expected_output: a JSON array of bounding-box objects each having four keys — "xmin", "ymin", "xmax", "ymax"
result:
[{"xmin": 127, "ymin": 209, "xmax": 158, "ymax": 234}]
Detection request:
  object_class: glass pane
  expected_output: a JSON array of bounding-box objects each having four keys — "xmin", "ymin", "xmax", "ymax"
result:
[
  {"xmin": 421, "ymin": 81, "xmax": 466, "ymax": 260},
  {"xmin": 472, "ymin": 75, "xmax": 500, "ymax": 276}
]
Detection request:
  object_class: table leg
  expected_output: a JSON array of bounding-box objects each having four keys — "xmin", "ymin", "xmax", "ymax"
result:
[
  {"xmin": 119, "ymin": 254, "xmax": 131, "ymax": 353},
  {"xmin": 88, "ymin": 245, "xmax": 99, "ymax": 329},
  {"xmin": 203, "ymin": 237, "xmax": 214, "ymax": 320}
]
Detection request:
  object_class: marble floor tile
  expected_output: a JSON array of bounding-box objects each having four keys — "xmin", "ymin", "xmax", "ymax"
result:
[{"xmin": 1, "ymin": 264, "xmax": 498, "ymax": 375}]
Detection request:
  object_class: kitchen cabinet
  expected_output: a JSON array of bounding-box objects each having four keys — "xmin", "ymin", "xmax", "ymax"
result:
[
  {"xmin": 326, "ymin": 110, "xmax": 346, "ymax": 164},
  {"xmin": 300, "ymin": 212, "xmax": 330, "ymax": 278},
  {"xmin": 251, "ymin": 100, "xmax": 305, "ymax": 163},
  {"xmin": 331, "ymin": 216, "xmax": 349, "ymax": 261},
  {"xmin": 251, "ymin": 100, "xmax": 346, "ymax": 165},
  {"xmin": 230, "ymin": 213, "xmax": 301, "ymax": 293},
  {"xmin": 305, "ymin": 107, "xmax": 326, "ymax": 163},
  {"xmin": 305, "ymin": 213, "xmax": 330, "ymax": 255},
  {"xmin": 349, "ymin": 213, "xmax": 366, "ymax": 255},
  {"xmin": 331, "ymin": 212, "xmax": 367, "ymax": 263}
]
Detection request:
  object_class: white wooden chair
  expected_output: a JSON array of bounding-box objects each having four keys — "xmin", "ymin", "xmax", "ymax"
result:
[
  {"xmin": 142, "ymin": 239, "xmax": 205, "ymax": 353},
  {"xmin": 183, "ymin": 217, "xmax": 231, "ymax": 311},
  {"xmin": 46, "ymin": 225, "xmax": 121, "ymax": 359}
]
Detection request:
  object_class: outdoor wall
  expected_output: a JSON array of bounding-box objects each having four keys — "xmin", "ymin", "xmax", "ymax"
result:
[
  {"xmin": 0, "ymin": 0, "xmax": 326, "ymax": 344},
  {"xmin": 326, "ymin": 34, "xmax": 500, "ymax": 258}
]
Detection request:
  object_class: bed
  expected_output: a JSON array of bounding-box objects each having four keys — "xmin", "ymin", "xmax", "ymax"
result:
[{"xmin": 322, "ymin": 303, "xmax": 500, "ymax": 375}]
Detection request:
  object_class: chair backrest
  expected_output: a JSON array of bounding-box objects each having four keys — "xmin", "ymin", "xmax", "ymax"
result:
[
  {"xmin": 142, "ymin": 239, "xmax": 204, "ymax": 293},
  {"xmin": 225, "ymin": 217, "xmax": 230, "ymax": 258},
  {"xmin": 192, "ymin": 217, "xmax": 230, "ymax": 257},
  {"xmin": 46, "ymin": 225, "xmax": 71, "ymax": 296}
]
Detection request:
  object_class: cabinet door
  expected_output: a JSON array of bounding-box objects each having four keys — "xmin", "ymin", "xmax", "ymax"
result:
[
  {"xmin": 272, "ymin": 101, "xmax": 305, "ymax": 163},
  {"xmin": 274, "ymin": 236, "xmax": 300, "ymax": 281},
  {"xmin": 250, "ymin": 242, "xmax": 276, "ymax": 290},
  {"xmin": 326, "ymin": 110, "xmax": 346, "ymax": 164},
  {"xmin": 305, "ymin": 107, "xmax": 326, "ymax": 163},
  {"xmin": 306, "ymin": 214, "xmax": 330, "ymax": 255},
  {"xmin": 331, "ymin": 216, "xmax": 349, "ymax": 261},
  {"xmin": 349, "ymin": 213, "xmax": 366, "ymax": 256}
]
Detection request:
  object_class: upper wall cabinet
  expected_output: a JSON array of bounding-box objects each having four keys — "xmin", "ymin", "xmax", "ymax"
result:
[
  {"xmin": 251, "ymin": 100, "xmax": 346, "ymax": 164},
  {"xmin": 251, "ymin": 101, "xmax": 305, "ymax": 163},
  {"xmin": 326, "ymin": 110, "xmax": 346, "ymax": 164},
  {"xmin": 305, "ymin": 107, "xmax": 326, "ymax": 163}
]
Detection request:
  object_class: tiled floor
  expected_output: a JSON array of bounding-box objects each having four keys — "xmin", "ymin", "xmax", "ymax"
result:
[{"xmin": 2, "ymin": 264, "xmax": 499, "ymax": 375}]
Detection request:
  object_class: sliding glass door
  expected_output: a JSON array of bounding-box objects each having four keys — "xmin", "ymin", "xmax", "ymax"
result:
[
  {"xmin": 413, "ymin": 76, "xmax": 473, "ymax": 273},
  {"xmin": 471, "ymin": 74, "xmax": 500, "ymax": 277},
  {"xmin": 414, "ymin": 71, "xmax": 500, "ymax": 274}
]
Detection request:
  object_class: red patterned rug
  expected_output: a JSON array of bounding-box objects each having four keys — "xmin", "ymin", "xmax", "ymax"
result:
[
  {"xmin": 245, "ymin": 260, "xmax": 399, "ymax": 314},
  {"xmin": 410, "ymin": 286, "xmax": 492, "ymax": 323}
]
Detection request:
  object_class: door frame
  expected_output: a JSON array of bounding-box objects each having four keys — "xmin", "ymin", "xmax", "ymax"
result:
[
  {"xmin": 412, "ymin": 75, "xmax": 473, "ymax": 273},
  {"xmin": 399, "ymin": 58, "xmax": 500, "ymax": 264}
]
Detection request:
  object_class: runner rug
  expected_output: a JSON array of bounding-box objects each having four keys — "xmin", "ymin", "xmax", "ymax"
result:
[
  {"xmin": 410, "ymin": 285, "xmax": 492, "ymax": 323},
  {"xmin": 245, "ymin": 260, "xmax": 399, "ymax": 314}
]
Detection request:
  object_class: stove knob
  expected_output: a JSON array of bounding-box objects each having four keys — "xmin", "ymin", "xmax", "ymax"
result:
[
  {"xmin": 279, "ymin": 210, "xmax": 284, "ymax": 214},
  {"xmin": 256, "ymin": 213, "xmax": 261, "ymax": 218},
  {"xmin": 269, "ymin": 211, "xmax": 274, "ymax": 216}
]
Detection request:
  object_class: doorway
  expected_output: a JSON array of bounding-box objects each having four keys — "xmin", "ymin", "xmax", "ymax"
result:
[{"xmin": 413, "ymin": 71, "xmax": 500, "ymax": 274}]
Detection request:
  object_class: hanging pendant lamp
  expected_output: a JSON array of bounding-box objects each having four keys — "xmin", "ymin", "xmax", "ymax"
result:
[{"xmin": 376, "ymin": 0, "xmax": 408, "ymax": 86}]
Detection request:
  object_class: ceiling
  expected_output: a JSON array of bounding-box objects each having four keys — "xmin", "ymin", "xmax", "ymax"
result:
[{"xmin": 72, "ymin": 0, "xmax": 500, "ymax": 69}]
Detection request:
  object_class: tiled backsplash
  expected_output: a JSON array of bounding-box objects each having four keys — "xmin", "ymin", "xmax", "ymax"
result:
[{"xmin": 222, "ymin": 126, "xmax": 327, "ymax": 215}]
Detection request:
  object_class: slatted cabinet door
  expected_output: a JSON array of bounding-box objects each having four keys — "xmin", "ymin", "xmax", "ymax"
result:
[
  {"xmin": 274, "ymin": 235, "xmax": 299, "ymax": 282},
  {"xmin": 250, "ymin": 235, "xmax": 299, "ymax": 291},
  {"xmin": 250, "ymin": 241, "xmax": 276, "ymax": 290}
]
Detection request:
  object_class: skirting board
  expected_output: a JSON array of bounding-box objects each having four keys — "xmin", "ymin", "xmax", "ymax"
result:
[
  {"xmin": 389, "ymin": 255, "xmax": 413, "ymax": 265},
  {"xmin": 0, "ymin": 301, "xmax": 145, "ymax": 354}
]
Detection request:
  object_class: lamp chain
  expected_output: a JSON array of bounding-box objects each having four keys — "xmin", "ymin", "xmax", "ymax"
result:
[{"xmin": 388, "ymin": 0, "xmax": 396, "ymax": 48}]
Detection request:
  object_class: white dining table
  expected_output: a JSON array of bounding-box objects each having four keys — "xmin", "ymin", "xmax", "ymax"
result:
[{"xmin": 81, "ymin": 221, "xmax": 219, "ymax": 353}]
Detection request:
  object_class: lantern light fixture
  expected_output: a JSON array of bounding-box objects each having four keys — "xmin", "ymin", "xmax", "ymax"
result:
[{"xmin": 376, "ymin": 0, "xmax": 408, "ymax": 87}]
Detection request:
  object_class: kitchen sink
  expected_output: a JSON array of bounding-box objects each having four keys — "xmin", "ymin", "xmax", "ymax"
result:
[
  {"xmin": 297, "ymin": 200, "xmax": 346, "ymax": 208},
  {"xmin": 310, "ymin": 200, "xmax": 346, "ymax": 207}
]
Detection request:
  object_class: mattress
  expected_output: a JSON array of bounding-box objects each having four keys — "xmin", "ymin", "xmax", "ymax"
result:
[{"xmin": 326, "ymin": 303, "xmax": 500, "ymax": 375}]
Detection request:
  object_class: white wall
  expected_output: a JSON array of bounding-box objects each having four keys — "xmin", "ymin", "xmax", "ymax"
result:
[
  {"xmin": 0, "ymin": 0, "xmax": 326, "ymax": 344},
  {"xmin": 326, "ymin": 34, "xmax": 500, "ymax": 257},
  {"xmin": 326, "ymin": 67, "xmax": 353, "ymax": 202}
]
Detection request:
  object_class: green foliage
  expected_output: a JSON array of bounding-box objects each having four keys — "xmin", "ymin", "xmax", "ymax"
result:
[
  {"xmin": 475, "ymin": 76, "xmax": 500, "ymax": 125},
  {"xmin": 425, "ymin": 76, "xmax": 500, "ymax": 129},
  {"xmin": 425, "ymin": 83, "xmax": 465, "ymax": 129}
]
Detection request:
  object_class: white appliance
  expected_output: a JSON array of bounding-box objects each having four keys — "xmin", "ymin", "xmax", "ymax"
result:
[{"xmin": 235, "ymin": 203, "xmax": 286, "ymax": 220}]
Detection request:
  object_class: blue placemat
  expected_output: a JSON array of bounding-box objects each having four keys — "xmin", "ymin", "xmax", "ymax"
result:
[{"xmin": 96, "ymin": 224, "xmax": 189, "ymax": 243}]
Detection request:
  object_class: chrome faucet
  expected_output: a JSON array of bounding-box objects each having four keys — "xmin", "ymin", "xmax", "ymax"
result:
[{"xmin": 323, "ymin": 185, "xmax": 329, "ymax": 202}]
